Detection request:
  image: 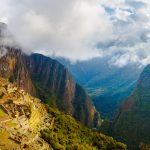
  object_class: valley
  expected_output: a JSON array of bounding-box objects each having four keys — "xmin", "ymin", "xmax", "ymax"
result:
[{"xmin": 57, "ymin": 57, "xmax": 143, "ymax": 119}]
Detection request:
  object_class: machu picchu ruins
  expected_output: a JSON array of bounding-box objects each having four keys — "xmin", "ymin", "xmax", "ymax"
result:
[{"xmin": 0, "ymin": 77, "xmax": 53, "ymax": 150}]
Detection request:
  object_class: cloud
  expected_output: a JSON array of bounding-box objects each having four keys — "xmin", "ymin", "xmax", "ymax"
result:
[
  {"xmin": 0, "ymin": 0, "xmax": 113, "ymax": 61},
  {"xmin": 0, "ymin": 0, "xmax": 150, "ymax": 66}
]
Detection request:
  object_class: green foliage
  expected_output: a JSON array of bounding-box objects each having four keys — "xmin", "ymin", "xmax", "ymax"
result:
[
  {"xmin": 111, "ymin": 66, "xmax": 150, "ymax": 150},
  {"xmin": 41, "ymin": 107, "xmax": 126, "ymax": 150}
]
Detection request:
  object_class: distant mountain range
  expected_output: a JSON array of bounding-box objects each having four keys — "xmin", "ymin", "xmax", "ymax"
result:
[{"xmin": 57, "ymin": 57, "xmax": 143, "ymax": 119}]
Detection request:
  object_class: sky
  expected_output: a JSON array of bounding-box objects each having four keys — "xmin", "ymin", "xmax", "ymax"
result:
[{"xmin": 0, "ymin": 0, "xmax": 150, "ymax": 67}]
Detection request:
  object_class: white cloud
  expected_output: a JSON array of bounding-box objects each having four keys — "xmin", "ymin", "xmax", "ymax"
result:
[
  {"xmin": 0, "ymin": 0, "xmax": 115, "ymax": 61},
  {"xmin": 0, "ymin": 0, "xmax": 150, "ymax": 66}
]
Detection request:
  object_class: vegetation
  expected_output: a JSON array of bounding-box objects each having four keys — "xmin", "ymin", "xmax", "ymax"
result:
[
  {"xmin": 41, "ymin": 107, "xmax": 126, "ymax": 150},
  {"xmin": 111, "ymin": 65, "xmax": 150, "ymax": 150}
]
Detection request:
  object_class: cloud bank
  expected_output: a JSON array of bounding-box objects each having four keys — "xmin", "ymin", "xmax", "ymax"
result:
[{"xmin": 0, "ymin": 0, "xmax": 150, "ymax": 66}]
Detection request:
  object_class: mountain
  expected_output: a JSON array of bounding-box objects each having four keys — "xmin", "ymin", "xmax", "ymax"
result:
[
  {"xmin": 24, "ymin": 53, "xmax": 101, "ymax": 127},
  {"xmin": 0, "ymin": 22, "xmax": 100, "ymax": 128},
  {"xmin": 111, "ymin": 65, "xmax": 150, "ymax": 150},
  {"xmin": 0, "ymin": 77, "xmax": 126, "ymax": 150},
  {"xmin": 57, "ymin": 57, "xmax": 143, "ymax": 119}
]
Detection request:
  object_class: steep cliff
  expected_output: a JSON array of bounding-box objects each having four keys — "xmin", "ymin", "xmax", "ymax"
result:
[
  {"xmin": 0, "ymin": 47, "xmax": 35, "ymax": 95},
  {"xmin": 23, "ymin": 53, "xmax": 100, "ymax": 127},
  {"xmin": 112, "ymin": 65, "xmax": 150, "ymax": 150}
]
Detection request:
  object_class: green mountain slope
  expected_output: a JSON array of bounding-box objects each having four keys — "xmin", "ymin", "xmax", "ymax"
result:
[
  {"xmin": 111, "ymin": 65, "xmax": 150, "ymax": 150},
  {"xmin": 0, "ymin": 77, "xmax": 126, "ymax": 150}
]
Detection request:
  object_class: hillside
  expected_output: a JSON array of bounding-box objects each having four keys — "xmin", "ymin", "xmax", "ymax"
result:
[
  {"xmin": 111, "ymin": 65, "xmax": 150, "ymax": 150},
  {"xmin": 0, "ymin": 77, "xmax": 126, "ymax": 150}
]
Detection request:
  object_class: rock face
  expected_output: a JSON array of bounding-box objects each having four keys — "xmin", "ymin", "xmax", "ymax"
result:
[
  {"xmin": 23, "ymin": 53, "xmax": 101, "ymax": 127},
  {"xmin": 0, "ymin": 47, "xmax": 35, "ymax": 95},
  {"xmin": 23, "ymin": 53, "xmax": 75, "ymax": 114},
  {"xmin": 112, "ymin": 65, "xmax": 150, "ymax": 150},
  {"xmin": 0, "ymin": 23, "xmax": 100, "ymax": 127}
]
